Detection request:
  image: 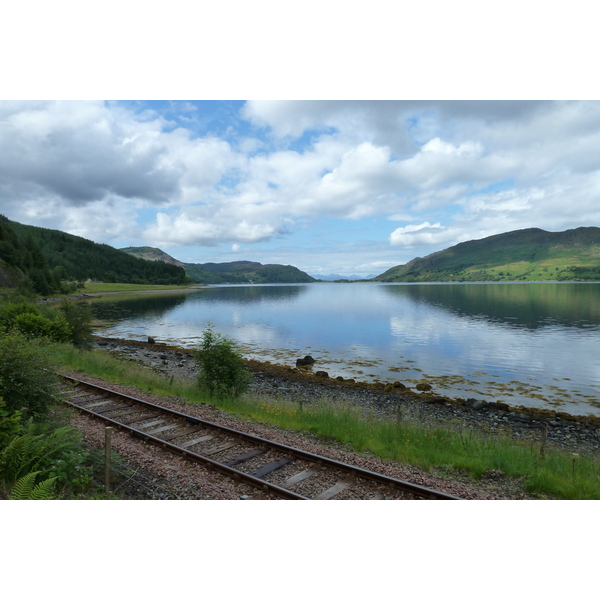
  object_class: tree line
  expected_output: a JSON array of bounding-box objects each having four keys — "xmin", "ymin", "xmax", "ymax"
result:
[{"xmin": 1, "ymin": 216, "xmax": 189, "ymax": 294}]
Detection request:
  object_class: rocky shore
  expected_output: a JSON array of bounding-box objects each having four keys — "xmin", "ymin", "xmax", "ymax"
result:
[{"xmin": 94, "ymin": 336, "xmax": 600, "ymax": 457}]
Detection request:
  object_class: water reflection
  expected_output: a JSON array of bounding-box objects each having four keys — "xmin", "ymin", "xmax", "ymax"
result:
[
  {"xmin": 195, "ymin": 284, "xmax": 310, "ymax": 305},
  {"xmin": 92, "ymin": 293, "xmax": 190, "ymax": 323},
  {"xmin": 380, "ymin": 282, "xmax": 600, "ymax": 329},
  {"xmin": 90, "ymin": 283, "xmax": 600, "ymax": 416}
]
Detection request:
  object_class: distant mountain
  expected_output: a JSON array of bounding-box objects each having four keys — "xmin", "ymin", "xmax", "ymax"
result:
[
  {"xmin": 121, "ymin": 247, "xmax": 317, "ymax": 284},
  {"xmin": 315, "ymin": 274, "xmax": 376, "ymax": 281},
  {"xmin": 374, "ymin": 227, "xmax": 600, "ymax": 282}
]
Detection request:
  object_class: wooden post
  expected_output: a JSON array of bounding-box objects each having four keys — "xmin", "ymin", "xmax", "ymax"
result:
[
  {"xmin": 540, "ymin": 421, "xmax": 548, "ymax": 458},
  {"xmin": 104, "ymin": 426, "xmax": 113, "ymax": 497},
  {"xmin": 396, "ymin": 404, "xmax": 403, "ymax": 428}
]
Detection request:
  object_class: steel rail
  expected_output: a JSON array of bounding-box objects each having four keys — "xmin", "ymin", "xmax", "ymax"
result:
[
  {"xmin": 59, "ymin": 387, "xmax": 308, "ymax": 500},
  {"xmin": 59, "ymin": 375, "xmax": 462, "ymax": 500}
]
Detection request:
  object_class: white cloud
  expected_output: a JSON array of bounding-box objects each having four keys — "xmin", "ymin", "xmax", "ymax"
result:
[
  {"xmin": 144, "ymin": 206, "xmax": 287, "ymax": 247},
  {"xmin": 2, "ymin": 100, "xmax": 600, "ymax": 275},
  {"xmin": 389, "ymin": 221, "xmax": 460, "ymax": 248},
  {"xmin": 0, "ymin": 101, "xmax": 184, "ymax": 207}
]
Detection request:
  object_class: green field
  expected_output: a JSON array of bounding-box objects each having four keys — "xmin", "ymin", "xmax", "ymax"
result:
[{"xmin": 80, "ymin": 282, "xmax": 203, "ymax": 294}]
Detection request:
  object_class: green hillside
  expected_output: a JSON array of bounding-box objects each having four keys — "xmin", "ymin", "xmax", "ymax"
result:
[
  {"xmin": 120, "ymin": 248, "xmax": 316, "ymax": 284},
  {"xmin": 8, "ymin": 221, "xmax": 189, "ymax": 286},
  {"xmin": 375, "ymin": 227, "xmax": 600, "ymax": 282},
  {"xmin": 0, "ymin": 215, "xmax": 61, "ymax": 294}
]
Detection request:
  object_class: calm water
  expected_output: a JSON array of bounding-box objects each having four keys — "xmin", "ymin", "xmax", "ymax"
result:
[{"xmin": 91, "ymin": 282, "xmax": 600, "ymax": 416}]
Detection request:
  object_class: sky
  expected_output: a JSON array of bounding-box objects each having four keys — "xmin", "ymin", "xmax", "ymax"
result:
[
  {"xmin": 1, "ymin": 3, "xmax": 598, "ymax": 280},
  {"xmin": 2, "ymin": 99, "xmax": 600, "ymax": 278}
]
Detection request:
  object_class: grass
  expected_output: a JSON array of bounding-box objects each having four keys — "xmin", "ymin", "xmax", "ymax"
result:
[
  {"xmin": 51, "ymin": 343, "xmax": 600, "ymax": 499},
  {"xmin": 80, "ymin": 283, "xmax": 202, "ymax": 294}
]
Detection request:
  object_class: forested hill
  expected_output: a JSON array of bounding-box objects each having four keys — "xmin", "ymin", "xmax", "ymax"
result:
[
  {"xmin": 0, "ymin": 215, "xmax": 57, "ymax": 293},
  {"xmin": 374, "ymin": 227, "xmax": 600, "ymax": 282},
  {"xmin": 6, "ymin": 220, "xmax": 189, "ymax": 286},
  {"xmin": 121, "ymin": 247, "xmax": 317, "ymax": 284}
]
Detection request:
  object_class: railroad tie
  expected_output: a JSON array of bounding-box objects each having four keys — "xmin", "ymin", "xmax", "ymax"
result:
[
  {"xmin": 122, "ymin": 413, "xmax": 161, "ymax": 425},
  {"xmin": 202, "ymin": 441, "xmax": 239, "ymax": 456},
  {"xmin": 222, "ymin": 448, "xmax": 268, "ymax": 467},
  {"xmin": 315, "ymin": 478, "xmax": 353, "ymax": 500},
  {"xmin": 180, "ymin": 434, "xmax": 215, "ymax": 448},
  {"xmin": 161, "ymin": 426, "xmax": 206, "ymax": 442},
  {"xmin": 83, "ymin": 400, "xmax": 115, "ymax": 409},
  {"xmin": 95, "ymin": 404, "xmax": 135, "ymax": 414},
  {"xmin": 250, "ymin": 457, "xmax": 294, "ymax": 479},
  {"xmin": 136, "ymin": 419, "xmax": 166, "ymax": 429},
  {"xmin": 283, "ymin": 468, "xmax": 317, "ymax": 488},
  {"xmin": 148, "ymin": 423, "xmax": 181, "ymax": 434},
  {"xmin": 66, "ymin": 395, "xmax": 108, "ymax": 405}
]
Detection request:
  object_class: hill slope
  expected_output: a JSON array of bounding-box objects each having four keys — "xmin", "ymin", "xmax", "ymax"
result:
[
  {"xmin": 1, "ymin": 215, "xmax": 72, "ymax": 294},
  {"xmin": 8, "ymin": 222, "xmax": 189, "ymax": 286},
  {"xmin": 119, "ymin": 246, "xmax": 186, "ymax": 267},
  {"xmin": 121, "ymin": 247, "xmax": 316, "ymax": 284},
  {"xmin": 375, "ymin": 227, "xmax": 600, "ymax": 282}
]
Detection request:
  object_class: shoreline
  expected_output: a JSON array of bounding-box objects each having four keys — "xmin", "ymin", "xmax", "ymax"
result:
[
  {"xmin": 66, "ymin": 286, "xmax": 205, "ymax": 299},
  {"xmin": 93, "ymin": 336, "xmax": 600, "ymax": 455}
]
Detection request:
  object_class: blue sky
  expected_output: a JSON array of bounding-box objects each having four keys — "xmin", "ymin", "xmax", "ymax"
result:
[
  {"xmin": 2, "ymin": 3, "xmax": 598, "ymax": 279},
  {"xmin": 2, "ymin": 99, "xmax": 600, "ymax": 278}
]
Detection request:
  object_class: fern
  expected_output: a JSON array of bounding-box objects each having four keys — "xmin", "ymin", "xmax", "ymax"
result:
[
  {"xmin": 0, "ymin": 422, "xmax": 45, "ymax": 483},
  {"xmin": 9, "ymin": 471, "xmax": 57, "ymax": 500},
  {"xmin": 0, "ymin": 421, "xmax": 82, "ymax": 485}
]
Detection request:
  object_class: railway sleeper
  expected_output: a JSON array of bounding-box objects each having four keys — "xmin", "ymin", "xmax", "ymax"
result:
[
  {"xmin": 95, "ymin": 403, "xmax": 135, "ymax": 414},
  {"xmin": 122, "ymin": 413, "xmax": 161, "ymax": 425},
  {"xmin": 222, "ymin": 448, "xmax": 268, "ymax": 467},
  {"xmin": 250, "ymin": 457, "xmax": 294, "ymax": 479},
  {"xmin": 315, "ymin": 478, "xmax": 353, "ymax": 500}
]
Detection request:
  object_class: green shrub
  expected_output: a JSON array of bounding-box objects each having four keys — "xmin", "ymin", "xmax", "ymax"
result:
[
  {"xmin": 195, "ymin": 328, "xmax": 252, "ymax": 399},
  {"xmin": 0, "ymin": 298, "xmax": 91, "ymax": 347},
  {"xmin": 0, "ymin": 331, "xmax": 59, "ymax": 416},
  {"xmin": 0, "ymin": 300, "xmax": 39, "ymax": 328},
  {"xmin": 56, "ymin": 299, "xmax": 93, "ymax": 348},
  {"xmin": 13, "ymin": 312, "xmax": 72, "ymax": 342}
]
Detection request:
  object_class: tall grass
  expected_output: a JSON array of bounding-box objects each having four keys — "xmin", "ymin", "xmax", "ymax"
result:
[{"xmin": 52, "ymin": 344, "xmax": 600, "ymax": 499}]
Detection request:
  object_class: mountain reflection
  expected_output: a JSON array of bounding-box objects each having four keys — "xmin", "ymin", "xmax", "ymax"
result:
[
  {"xmin": 90, "ymin": 284, "xmax": 310, "ymax": 323},
  {"xmin": 195, "ymin": 284, "xmax": 309, "ymax": 305},
  {"xmin": 91, "ymin": 293, "xmax": 190, "ymax": 322},
  {"xmin": 379, "ymin": 282, "xmax": 600, "ymax": 329}
]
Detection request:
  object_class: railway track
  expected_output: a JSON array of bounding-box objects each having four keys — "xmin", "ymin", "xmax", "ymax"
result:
[{"xmin": 59, "ymin": 375, "xmax": 463, "ymax": 500}]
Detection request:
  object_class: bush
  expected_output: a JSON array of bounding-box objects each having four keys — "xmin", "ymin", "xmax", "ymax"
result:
[
  {"xmin": 56, "ymin": 299, "xmax": 93, "ymax": 349},
  {"xmin": 0, "ymin": 331, "xmax": 59, "ymax": 416},
  {"xmin": 195, "ymin": 328, "xmax": 252, "ymax": 399},
  {"xmin": 0, "ymin": 298, "xmax": 92, "ymax": 347},
  {"xmin": 13, "ymin": 312, "xmax": 72, "ymax": 342},
  {"xmin": 0, "ymin": 300, "xmax": 39, "ymax": 328}
]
